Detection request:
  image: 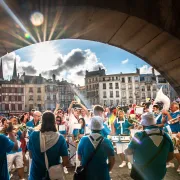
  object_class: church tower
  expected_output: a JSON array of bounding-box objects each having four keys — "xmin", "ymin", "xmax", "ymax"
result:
[
  {"xmin": 0, "ymin": 58, "xmax": 4, "ymax": 80},
  {"xmin": 12, "ymin": 57, "xmax": 18, "ymax": 80}
]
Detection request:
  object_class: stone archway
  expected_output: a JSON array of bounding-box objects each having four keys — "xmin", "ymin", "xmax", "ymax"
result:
[{"xmin": 0, "ymin": 0, "xmax": 180, "ymax": 94}]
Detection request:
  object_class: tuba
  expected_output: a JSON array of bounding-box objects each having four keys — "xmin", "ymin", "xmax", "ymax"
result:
[{"xmin": 153, "ymin": 87, "xmax": 170, "ymax": 111}]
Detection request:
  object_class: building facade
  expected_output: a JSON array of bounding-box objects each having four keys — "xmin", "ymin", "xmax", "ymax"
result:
[
  {"xmin": 0, "ymin": 58, "xmax": 25, "ymax": 115},
  {"xmin": 85, "ymin": 68, "xmax": 105, "ymax": 105},
  {"xmin": 99, "ymin": 69, "xmax": 140, "ymax": 106},
  {"xmin": 21, "ymin": 73, "xmax": 46, "ymax": 112},
  {"xmin": 57, "ymin": 80, "xmax": 75, "ymax": 109}
]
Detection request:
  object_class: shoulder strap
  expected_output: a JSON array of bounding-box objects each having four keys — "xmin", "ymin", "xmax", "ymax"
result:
[
  {"xmin": 84, "ymin": 136, "xmax": 104, "ymax": 168},
  {"xmin": 142, "ymin": 134, "xmax": 165, "ymax": 170},
  {"xmin": 40, "ymin": 132, "xmax": 49, "ymax": 170}
]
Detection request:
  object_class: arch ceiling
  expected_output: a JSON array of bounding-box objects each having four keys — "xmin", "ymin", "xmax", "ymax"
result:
[{"xmin": 0, "ymin": 0, "xmax": 180, "ymax": 94}]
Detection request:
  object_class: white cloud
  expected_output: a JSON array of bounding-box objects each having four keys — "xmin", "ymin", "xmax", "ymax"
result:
[
  {"xmin": 121, "ymin": 59, "xmax": 128, "ymax": 64},
  {"xmin": 1, "ymin": 46, "xmax": 106, "ymax": 85},
  {"xmin": 139, "ymin": 65, "xmax": 160, "ymax": 75}
]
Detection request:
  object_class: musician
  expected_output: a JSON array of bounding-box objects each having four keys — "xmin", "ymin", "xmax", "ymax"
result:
[
  {"xmin": 26, "ymin": 111, "xmax": 42, "ymax": 128},
  {"xmin": 162, "ymin": 102, "xmax": 180, "ymax": 172},
  {"xmin": 93, "ymin": 105, "xmax": 111, "ymax": 138},
  {"xmin": 7, "ymin": 117, "xmax": 25, "ymax": 179},
  {"xmin": 125, "ymin": 112, "xmax": 174, "ymax": 180},
  {"xmin": 114, "ymin": 110, "xmax": 133, "ymax": 169},
  {"xmin": 152, "ymin": 104, "xmax": 164, "ymax": 129},
  {"xmin": 56, "ymin": 116, "xmax": 67, "ymax": 135}
]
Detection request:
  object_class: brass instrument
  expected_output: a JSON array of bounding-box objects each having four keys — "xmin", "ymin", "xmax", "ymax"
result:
[{"xmin": 168, "ymin": 116, "xmax": 180, "ymax": 125}]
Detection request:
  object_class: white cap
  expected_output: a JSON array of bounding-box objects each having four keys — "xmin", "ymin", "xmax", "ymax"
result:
[
  {"xmin": 90, "ymin": 116, "xmax": 104, "ymax": 130},
  {"xmin": 141, "ymin": 112, "xmax": 156, "ymax": 126}
]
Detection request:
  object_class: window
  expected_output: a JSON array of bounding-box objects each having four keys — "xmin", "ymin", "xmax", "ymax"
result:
[
  {"xmin": 29, "ymin": 95, "xmax": 33, "ymax": 100},
  {"xmin": 128, "ymin": 84, "xmax": 132, "ymax": 89},
  {"xmin": 53, "ymin": 95, "xmax": 56, "ymax": 100},
  {"xmin": 5, "ymin": 96, "xmax": 8, "ymax": 102},
  {"xmin": 116, "ymin": 100, "xmax": 119, "ymax": 105},
  {"xmin": 2, "ymin": 104, "xmax": 5, "ymax": 111},
  {"xmin": 47, "ymin": 96, "xmax": 51, "ymax": 100},
  {"xmin": 129, "ymin": 100, "xmax": 133, "ymax": 104},
  {"xmin": 135, "ymin": 76, "xmax": 139, "ymax": 82},
  {"xmin": 129, "ymin": 91, "xmax": 133, "ymax": 98},
  {"xmin": 5, "ymin": 104, "xmax": 9, "ymax": 110},
  {"xmin": 29, "ymin": 87, "xmax": 33, "ymax": 93},
  {"xmin": 11, "ymin": 96, "xmax": 15, "ymax": 101},
  {"xmin": 103, "ymin": 91, "xmax": 106, "ymax": 98},
  {"xmin": 112, "ymin": 77, "xmax": 114, "ymax": 81},
  {"xmin": 18, "ymin": 104, "xmax": 22, "ymax": 111},
  {"xmin": 11, "ymin": 104, "xmax": 15, "ymax": 111},
  {"xmin": 18, "ymin": 96, "xmax": 21, "ymax": 101},
  {"xmin": 37, "ymin": 87, "xmax": 41, "ymax": 93},
  {"xmin": 121, "ymin": 77, "xmax": 125, "ymax": 83},
  {"xmin": 21, "ymin": 88, "xmax": 24, "ymax": 93},
  {"xmin": 5, "ymin": 88, "xmax": 9, "ymax": 93},
  {"xmin": 135, "ymin": 84, "xmax": 139, "ymax": 89},
  {"xmin": 37, "ymin": 95, "xmax": 41, "ymax": 101},
  {"xmin": 103, "ymin": 83, "xmax": 106, "ymax": 89},
  {"xmin": 128, "ymin": 77, "xmax": 132, "ymax": 83},
  {"xmin": 109, "ymin": 83, "xmax": 113, "ymax": 89},
  {"xmin": 115, "ymin": 83, "xmax": 119, "ymax": 89},
  {"xmin": 116, "ymin": 77, "xmax": 118, "ymax": 80},
  {"xmin": 104, "ymin": 100, "xmax": 107, "ymax": 105},
  {"xmin": 142, "ymin": 93, "xmax": 145, "ymax": 98},
  {"xmin": 122, "ymin": 91, "xmax": 126, "ymax": 97},
  {"xmin": 110, "ymin": 91, "xmax": 113, "ymax": 98},
  {"xmin": 110, "ymin": 100, "xmax": 113, "ymax": 105},
  {"xmin": 12, "ymin": 88, "xmax": 15, "ymax": 93},
  {"xmin": 121, "ymin": 85, "xmax": 126, "ymax": 90},
  {"xmin": 116, "ymin": 91, "xmax": 119, "ymax": 97},
  {"xmin": 141, "ymin": 86, "xmax": 145, "ymax": 91},
  {"xmin": 17, "ymin": 88, "xmax": 21, "ymax": 93},
  {"xmin": 147, "ymin": 85, "xmax": 151, "ymax": 91}
]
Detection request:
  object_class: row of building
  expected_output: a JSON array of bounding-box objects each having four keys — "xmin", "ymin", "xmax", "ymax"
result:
[
  {"xmin": 85, "ymin": 68, "xmax": 177, "ymax": 106},
  {"xmin": 0, "ymin": 58, "xmax": 178, "ymax": 115},
  {"xmin": 0, "ymin": 59, "xmax": 75, "ymax": 114}
]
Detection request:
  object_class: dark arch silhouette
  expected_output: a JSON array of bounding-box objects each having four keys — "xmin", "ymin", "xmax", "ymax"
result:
[{"xmin": 0, "ymin": 0, "xmax": 180, "ymax": 94}]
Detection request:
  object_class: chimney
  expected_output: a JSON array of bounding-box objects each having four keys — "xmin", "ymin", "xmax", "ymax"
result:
[{"xmin": 0, "ymin": 58, "xmax": 4, "ymax": 80}]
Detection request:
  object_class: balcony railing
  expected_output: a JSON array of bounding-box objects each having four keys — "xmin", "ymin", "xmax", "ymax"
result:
[
  {"xmin": 115, "ymin": 86, "xmax": 119, "ymax": 89},
  {"xmin": 109, "ymin": 87, "xmax": 113, "ymax": 89},
  {"xmin": 103, "ymin": 96, "xmax": 107, "ymax": 98},
  {"xmin": 110, "ymin": 96, "xmax": 113, "ymax": 98},
  {"xmin": 121, "ymin": 88, "xmax": 126, "ymax": 90},
  {"xmin": 116, "ymin": 95, "xmax": 119, "ymax": 98},
  {"xmin": 29, "ymin": 99, "xmax": 33, "ymax": 101},
  {"xmin": 122, "ymin": 97, "xmax": 126, "ymax": 99}
]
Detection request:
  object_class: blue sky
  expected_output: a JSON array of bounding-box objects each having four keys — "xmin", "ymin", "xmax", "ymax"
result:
[
  {"xmin": 15, "ymin": 39, "xmax": 147, "ymax": 75},
  {"xmin": 3, "ymin": 39, "xmax": 153, "ymax": 85}
]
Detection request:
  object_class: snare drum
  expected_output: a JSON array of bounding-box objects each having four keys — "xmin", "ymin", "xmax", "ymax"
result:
[
  {"xmin": 119, "ymin": 135, "xmax": 131, "ymax": 143},
  {"xmin": 111, "ymin": 135, "xmax": 120, "ymax": 143}
]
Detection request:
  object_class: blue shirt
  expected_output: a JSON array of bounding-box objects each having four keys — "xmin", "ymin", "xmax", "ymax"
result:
[
  {"xmin": 128, "ymin": 126, "xmax": 174, "ymax": 180},
  {"xmin": 26, "ymin": 120, "xmax": 40, "ymax": 128},
  {"xmin": 101, "ymin": 124, "xmax": 111, "ymax": 138},
  {"xmin": 114, "ymin": 119, "xmax": 133, "ymax": 135},
  {"xmin": 28, "ymin": 131, "xmax": 68, "ymax": 180},
  {"xmin": 78, "ymin": 136, "xmax": 114, "ymax": 180},
  {"xmin": 165, "ymin": 111, "xmax": 180, "ymax": 133},
  {"xmin": 8, "ymin": 130, "xmax": 22, "ymax": 154},
  {"xmin": 73, "ymin": 128, "xmax": 85, "ymax": 137},
  {"xmin": 154, "ymin": 113, "xmax": 163, "ymax": 125},
  {"xmin": 0, "ymin": 134, "xmax": 14, "ymax": 180}
]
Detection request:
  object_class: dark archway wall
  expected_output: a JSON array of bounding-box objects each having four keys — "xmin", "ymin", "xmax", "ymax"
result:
[{"xmin": 0, "ymin": 0, "xmax": 180, "ymax": 94}]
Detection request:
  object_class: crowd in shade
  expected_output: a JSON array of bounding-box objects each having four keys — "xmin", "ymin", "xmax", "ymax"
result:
[{"xmin": 0, "ymin": 94, "xmax": 180, "ymax": 180}]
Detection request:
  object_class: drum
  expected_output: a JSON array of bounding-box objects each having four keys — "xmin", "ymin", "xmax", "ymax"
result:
[
  {"xmin": 111, "ymin": 135, "xmax": 120, "ymax": 143},
  {"xmin": 119, "ymin": 135, "xmax": 131, "ymax": 143}
]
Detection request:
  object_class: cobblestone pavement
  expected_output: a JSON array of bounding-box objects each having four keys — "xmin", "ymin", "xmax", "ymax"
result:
[{"xmin": 11, "ymin": 155, "xmax": 180, "ymax": 180}]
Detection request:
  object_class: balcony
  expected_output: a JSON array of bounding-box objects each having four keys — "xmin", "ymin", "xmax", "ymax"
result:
[
  {"xmin": 147, "ymin": 89, "xmax": 151, "ymax": 91},
  {"xmin": 122, "ymin": 97, "xmax": 126, "ymax": 99},
  {"xmin": 121, "ymin": 88, "xmax": 126, "ymax": 90},
  {"xmin": 37, "ymin": 99, "xmax": 41, "ymax": 101},
  {"xmin": 135, "ymin": 87, "xmax": 139, "ymax": 89},
  {"xmin": 103, "ymin": 96, "xmax": 107, "ymax": 98},
  {"xmin": 109, "ymin": 87, "xmax": 113, "ymax": 89},
  {"xmin": 110, "ymin": 96, "xmax": 113, "ymax": 98},
  {"xmin": 116, "ymin": 95, "xmax": 119, "ymax": 98},
  {"xmin": 128, "ymin": 87, "xmax": 132, "ymax": 89},
  {"xmin": 115, "ymin": 86, "xmax": 119, "ymax": 89},
  {"xmin": 37, "ymin": 91, "xmax": 41, "ymax": 93},
  {"xmin": 29, "ymin": 99, "xmax": 33, "ymax": 101},
  {"xmin": 141, "ymin": 89, "xmax": 145, "ymax": 91},
  {"xmin": 129, "ymin": 96, "xmax": 133, "ymax": 98}
]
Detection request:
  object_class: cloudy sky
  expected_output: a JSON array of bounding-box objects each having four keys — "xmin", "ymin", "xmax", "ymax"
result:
[{"xmin": 1, "ymin": 39, "xmax": 158, "ymax": 85}]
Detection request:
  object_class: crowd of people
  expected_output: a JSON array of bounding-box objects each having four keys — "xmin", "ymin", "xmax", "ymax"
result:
[{"xmin": 0, "ymin": 98, "xmax": 180, "ymax": 180}]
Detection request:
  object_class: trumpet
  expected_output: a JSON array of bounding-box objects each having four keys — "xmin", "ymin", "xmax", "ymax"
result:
[{"xmin": 168, "ymin": 116, "xmax": 180, "ymax": 125}]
